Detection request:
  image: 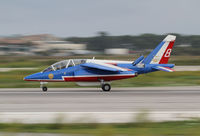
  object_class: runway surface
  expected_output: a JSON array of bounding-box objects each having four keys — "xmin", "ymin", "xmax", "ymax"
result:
[{"xmin": 0, "ymin": 87, "xmax": 200, "ymax": 112}]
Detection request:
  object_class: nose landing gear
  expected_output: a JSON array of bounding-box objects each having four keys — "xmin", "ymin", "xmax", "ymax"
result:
[
  {"xmin": 42, "ymin": 86, "xmax": 48, "ymax": 92},
  {"xmin": 40, "ymin": 82, "xmax": 48, "ymax": 92}
]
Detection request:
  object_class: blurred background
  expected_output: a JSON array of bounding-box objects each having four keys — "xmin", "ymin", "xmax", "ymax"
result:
[
  {"xmin": 1, "ymin": 32, "xmax": 200, "ymax": 88},
  {"xmin": 1, "ymin": 0, "xmax": 200, "ymax": 135}
]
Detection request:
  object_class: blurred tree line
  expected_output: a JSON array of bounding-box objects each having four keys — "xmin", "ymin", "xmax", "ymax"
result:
[{"xmin": 66, "ymin": 32, "xmax": 200, "ymax": 55}]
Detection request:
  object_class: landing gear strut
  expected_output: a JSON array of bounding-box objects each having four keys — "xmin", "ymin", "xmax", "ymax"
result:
[
  {"xmin": 100, "ymin": 79, "xmax": 111, "ymax": 92},
  {"xmin": 40, "ymin": 82, "xmax": 48, "ymax": 92}
]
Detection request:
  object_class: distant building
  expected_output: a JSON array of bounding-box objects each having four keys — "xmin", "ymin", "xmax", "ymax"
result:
[
  {"xmin": 0, "ymin": 34, "xmax": 88, "ymax": 56},
  {"xmin": 33, "ymin": 41, "xmax": 86, "ymax": 51},
  {"xmin": 176, "ymin": 44, "xmax": 191, "ymax": 47},
  {"xmin": 32, "ymin": 41, "xmax": 86, "ymax": 56},
  {"xmin": 0, "ymin": 44, "xmax": 34, "ymax": 56},
  {"xmin": 105, "ymin": 48, "xmax": 129, "ymax": 55}
]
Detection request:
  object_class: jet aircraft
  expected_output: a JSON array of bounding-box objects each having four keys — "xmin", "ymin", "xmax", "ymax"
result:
[{"xmin": 24, "ymin": 35, "xmax": 176, "ymax": 92}]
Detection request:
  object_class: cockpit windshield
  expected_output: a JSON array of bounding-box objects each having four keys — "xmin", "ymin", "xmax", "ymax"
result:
[
  {"xmin": 52, "ymin": 60, "xmax": 69, "ymax": 71},
  {"xmin": 42, "ymin": 59, "xmax": 86, "ymax": 73},
  {"xmin": 42, "ymin": 66, "xmax": 54, "ymax": 73}
]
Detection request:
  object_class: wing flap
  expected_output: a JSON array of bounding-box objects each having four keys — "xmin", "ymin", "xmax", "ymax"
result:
[{"xmin": 153, "ymin": 66, "xmax": 175, "ymax": 72}]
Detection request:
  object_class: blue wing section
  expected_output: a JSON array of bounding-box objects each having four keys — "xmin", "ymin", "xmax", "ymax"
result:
[{"xmin": 81, "ymin": 63, "xmax": 121, "ymax": 72}]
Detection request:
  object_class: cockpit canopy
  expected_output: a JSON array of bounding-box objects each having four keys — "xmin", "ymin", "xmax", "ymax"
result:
[{"xmin": 42, "ymin": 59, "xmax": 86, "ymax": 73}]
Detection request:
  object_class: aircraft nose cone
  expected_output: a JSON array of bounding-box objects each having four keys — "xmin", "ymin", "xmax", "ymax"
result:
[
  {"xmin": 24, "ymin": 75, "xmax": 33, "ymax": 81},
  {"xmin": 24, "ymin": 72, "xmax": 42, "ymax": 81}
]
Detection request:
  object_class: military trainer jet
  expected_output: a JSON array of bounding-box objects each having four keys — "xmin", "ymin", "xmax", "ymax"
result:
[{"xmin": 24, "ymin": 35, "xmax": 176, "ymax": 92}]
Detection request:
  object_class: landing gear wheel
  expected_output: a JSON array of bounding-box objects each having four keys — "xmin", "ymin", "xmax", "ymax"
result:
[
  {"xmin": 42, "ymin": 86, "xmax": 48, "ymax": 92},
  {"xmin": 102, "ymin": 84, "xmax": 111, "ymax": 92}
]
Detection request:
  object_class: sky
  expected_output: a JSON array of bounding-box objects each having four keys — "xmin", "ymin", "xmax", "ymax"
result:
[{"xmin": 0, "ymin": 0, "xmax": 200, "ymax": 37}]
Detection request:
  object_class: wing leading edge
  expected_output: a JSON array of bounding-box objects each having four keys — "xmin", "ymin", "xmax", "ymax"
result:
[{"xmin": 81, "ymin": 62, "xmax": 132, "ymax": 72}]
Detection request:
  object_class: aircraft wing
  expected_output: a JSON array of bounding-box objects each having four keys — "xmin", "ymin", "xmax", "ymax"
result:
[
  {"xmin": 81, "ymin": 62, "xmax": 132, "ymax": 72},
  {"xmin": 153, "ymin": 66, "xmax": 175, "ymax": 72}
]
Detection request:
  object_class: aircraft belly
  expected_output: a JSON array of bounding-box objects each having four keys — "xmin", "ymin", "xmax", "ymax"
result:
[{"xmin": 75, "ymin": 82, "xmax": 101, "ymax": 86}]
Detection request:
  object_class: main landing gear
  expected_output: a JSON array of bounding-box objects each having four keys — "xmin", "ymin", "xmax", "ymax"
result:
[
  {"xmin": 40, "ymin": 82, "xmax": 48, "ymax": 92},
  {"xmin": 100, "ymin": 79, "xmax": 111, "ymax": 92},
  {"xmin": 101, "ymin": 83, "xmax": 111, "ymax": 92}
]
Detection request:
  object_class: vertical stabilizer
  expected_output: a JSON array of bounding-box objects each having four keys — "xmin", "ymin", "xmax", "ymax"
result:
[{"xmin": 143, "ymin": 35, "xmax": 176, "ymax": 64}]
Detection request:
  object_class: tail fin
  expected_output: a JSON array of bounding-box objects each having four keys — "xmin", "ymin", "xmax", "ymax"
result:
[{"xmin": 143, "ymin": 35, "xmax": 176, "ymax": 64}]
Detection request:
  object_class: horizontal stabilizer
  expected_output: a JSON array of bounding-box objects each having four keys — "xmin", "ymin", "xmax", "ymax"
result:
[{"xmin": 153, "ymin": 66, "xmax": 175, "ymax": 72}]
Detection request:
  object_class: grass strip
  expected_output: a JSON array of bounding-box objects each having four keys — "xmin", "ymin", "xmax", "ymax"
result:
[{"xmin": 1, "ymin": 121, "xmax": 200, "ymax": 136}]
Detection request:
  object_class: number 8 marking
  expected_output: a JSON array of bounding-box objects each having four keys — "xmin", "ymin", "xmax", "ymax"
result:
[{"xmin": 164, "ymin": 49, "xmax": 172, "ymax": 57}]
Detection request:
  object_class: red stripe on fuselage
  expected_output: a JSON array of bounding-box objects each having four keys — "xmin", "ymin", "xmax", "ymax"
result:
[
  {"xmin": 24, "ymin": 75, "xmax": 135, "ymax": 82},
  {"xmin": 64, "ymin": 75, "xmax": 135, "ymax": 82}
]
